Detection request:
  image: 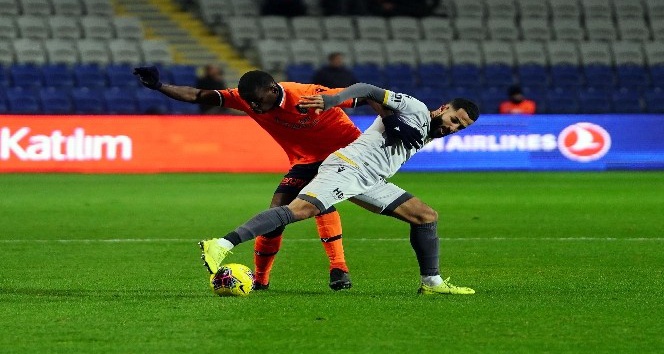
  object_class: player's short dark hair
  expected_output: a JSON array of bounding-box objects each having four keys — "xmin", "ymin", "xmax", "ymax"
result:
[
  {"xmin": 238, "ymin": 70, "xmax": 276, "ymax": 102},
  {"xmin": 449, "ymin": 98, "xmax": 480, "ymax": 121}
]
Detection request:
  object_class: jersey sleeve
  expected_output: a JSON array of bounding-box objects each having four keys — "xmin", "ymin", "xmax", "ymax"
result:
[
  {"xmin": 216, "ymin": 88, "xmax": 250, "ymax": 111},
  {"xmin": 313, "ymin": 86, "xmax": 359, "ymax": 108},
  {"xmin": 381, "ymin": 90, "xmax": 420, "ymax": 114}
]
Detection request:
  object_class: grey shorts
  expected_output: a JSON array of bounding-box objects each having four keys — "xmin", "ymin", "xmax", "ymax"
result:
[{"xmin": 298, "ymin": 154, "xmax": 412, "ymax": 214}]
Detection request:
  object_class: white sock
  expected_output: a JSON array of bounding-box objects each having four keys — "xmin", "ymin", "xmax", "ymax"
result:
[
  {"xmin": 422, "ymin": 275, "xmax": 443, "ymax": 287},
  {"xmin": 216, "ymin": 238, "xmax": 235, "ymax": 250}
]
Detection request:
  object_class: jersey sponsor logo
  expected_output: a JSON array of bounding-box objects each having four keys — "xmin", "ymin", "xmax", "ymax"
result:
[
  {"xmin": 273, "ymin": 115, "xmax": 321, "ymax": 129},
  {"xmin": 0, "ymin": 127, "xmax": 132, "ymax": 162},
  {"xmin": 558, "ymin": 123, "xmax": 611, "ymax": 162}
]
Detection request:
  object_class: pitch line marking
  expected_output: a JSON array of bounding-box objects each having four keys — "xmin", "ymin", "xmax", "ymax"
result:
[{"xmin": 0, "ymin": 237, "xmax": 663, "ymax": 243}]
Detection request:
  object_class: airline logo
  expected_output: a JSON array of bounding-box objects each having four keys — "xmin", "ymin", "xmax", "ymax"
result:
[
  {"xmin": 0, "ymin": 127, "xmax": 132, "ymax": 162},
  {"xmin": 557, "ymin": 123, "xmax": 611, "ymax": 162}
]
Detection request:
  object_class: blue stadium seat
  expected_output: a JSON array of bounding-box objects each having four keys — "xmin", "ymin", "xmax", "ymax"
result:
[
  {"xmin": 480, "ymin": 87, "xmax": 506, "ymax": 114},
  {"xmin": 413, "ymin": 87, "xmax": 446, "ymax": 110},
  {"xmin": 103, "ymin": 87, "xmax": 138, "ymax": 114},
  {"xmin": 6, "ymin": 87, "xmax": 41, "ymax": 113},
  {"xmin": 106, "ymin": 64, "xmax": 139, "ymax": 88},
  {"xmin": 483, "ymin": 64, "xmax": 514, "ymax": 89},
  {"xmin": 42, "ymin": 64, "xmax": 75, "ymax": 88},
  {"xmin": 285, "ymin": 63, "xmax": 314, "ymax": 83},
  {"xmin": 447, "ymin": 86, "xmax": 480, "ymax": 106},
  {"xmin": 611, "ymin": 88, "xmax": 643, "ymax": 113},
  {"xmin": 583, "ymin": 64, "xmax": 615, "ymax": 89},
  {"xmin": 169, "ymin": 99, "xmax": 200, "ymax": 114},
  {"xmin": 71, "ymin": 87, "xmax": 105, "ymax": 114},
  {"xmin": 10, "ymin": 64, "xmax": 43, "ymax": 89},
  {"xmin": 545, "ymin": 88, "xmax": 579, "ymax": 113},
  {"xmin": 384, "ymin": 63, "xmax": 415, "ymax": 88},
  {"xmin": 517, "ymin": 64, "xmax": 548, "ymax": 88},
  {"xmin": 135, "ymin": 88, "xmax": 170, "ymax": 114},
  {"xmin": 39, "ymin": 87, "xmax": 73, "ymax": 114},
  {"xmin": 644, "ymin": 88, "xmax": 664, "ymax": 113},
  {"xmin": 0, "ymin": 66, "xmax": 8, "ymax": 88},
  {"xmin": 521, "ymin": 85, "xmax": 547, "ymax": 103},
  {"xmin": 549, "ymin": 65, "xmax": 582, "ymax": 88},
  {"xmin": 648, "ymin": 64, "xmax": 664, "ymax": 89},
  {"xmin": 168, "ymin": 64, "xmax": 197, "ymax": 86},
  {"xmin": 615, "ymin": 65, "xmax": 649, "ymax": 90},
  {"xmin": 73, "ymin": 64, "xmax": 107, "ymax": 88},
  {"xmin": 450, "ymin": 64, "xmax": 482, "ymax": 88},
  {"xmin": 352, "ymin": 64, "xmax": 385, "ymax": 87},
  {"xmin": 417, "ymin": 63, "xmax": 449, "ymax": 89},
  {"xmin": 578, "ymin": 88, "xmax": 611, "ymax": 113}
]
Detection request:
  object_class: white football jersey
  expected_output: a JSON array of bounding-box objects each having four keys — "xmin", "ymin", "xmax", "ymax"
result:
[{"xmin": 336, "ymin": 90, "xmax": 430, "ymax": 179}]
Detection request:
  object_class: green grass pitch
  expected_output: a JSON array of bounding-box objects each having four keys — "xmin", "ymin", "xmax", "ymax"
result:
[{"xmin": 1, "ymin": 172, "xmax": 663, "ymax": 353}]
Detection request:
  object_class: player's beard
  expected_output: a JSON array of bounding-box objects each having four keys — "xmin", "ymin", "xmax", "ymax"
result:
[{"xmin": 428, "ymin": 116, "xmax": 449, "ymax": 139}]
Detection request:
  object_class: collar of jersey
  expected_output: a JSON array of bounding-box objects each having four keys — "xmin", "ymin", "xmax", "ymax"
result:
[{"xmin": 277, "ymin": 83, "xmax": 286, "ymax": 108}]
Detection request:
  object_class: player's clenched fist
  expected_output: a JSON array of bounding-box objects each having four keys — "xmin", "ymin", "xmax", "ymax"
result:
[
  {"xmin": 133, "ymin": 66, "xmax": 163, "ymax": 90},
  {"xmin": 298, "ymin": 95, "xmax": 325, "ymax": 114}
]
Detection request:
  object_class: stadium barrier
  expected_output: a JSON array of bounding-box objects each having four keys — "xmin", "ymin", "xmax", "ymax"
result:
[{"xmin": 1, "ymin": 114, "xmax": 663, "ymax": 173}]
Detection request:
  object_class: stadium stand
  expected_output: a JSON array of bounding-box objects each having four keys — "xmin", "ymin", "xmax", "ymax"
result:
[{"xmin": 1, "ymin": 0, "xmax": 663, "ymax": 114}]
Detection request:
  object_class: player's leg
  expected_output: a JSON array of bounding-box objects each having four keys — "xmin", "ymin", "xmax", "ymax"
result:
[
  {"xmin": 254, "ymin": 162, "xmax": 351, "ymax": 290},
  {"xmin": 200, "ymin": 157, "xmax": 362, "ymax": 282},
  {"xmin": 350, "ymin": 182, "xmax": 474, "ymax": 295},
  {"xmin": 252, "ymin": 192, "xmax": 293, "ymax": 290},
  {"xmin": 200, "ymin": 198, "xmax": 320, "ymax": 274}
]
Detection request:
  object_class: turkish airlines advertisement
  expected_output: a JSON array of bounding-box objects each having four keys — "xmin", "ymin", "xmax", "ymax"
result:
[
  {"xmin": 0, "ymin": 114, "xmax": 663, "ymax": 173},
  {"xmin": 392, "ymin": 114, "xmax": 664, "ymax": 171}
]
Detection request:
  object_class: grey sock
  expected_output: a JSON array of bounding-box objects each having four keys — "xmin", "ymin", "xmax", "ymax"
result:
[
  {"xmin": 232, "ymin": 206, "xmax": 296, "ymax": 244},
  {"xmin": 409, "ymin": 222, "xmax": 440, "ymax": 276}
]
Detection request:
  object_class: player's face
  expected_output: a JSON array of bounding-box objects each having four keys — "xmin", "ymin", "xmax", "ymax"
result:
[
  {"xmin": 247, "ymin": 84, "xmax": 280, "ymax": 113},
  {"xmin": 428, "ymin": 104, "xmax": 474, "ymax": 139}
]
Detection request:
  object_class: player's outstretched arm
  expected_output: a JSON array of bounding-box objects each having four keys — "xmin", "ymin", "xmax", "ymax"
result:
[
  {"xmin": 299, "ymin": 83, "xmax": 387, "ymax": 112},
  {"xmin": 133, "ymin": 66, "xmax": 221, "ymax": 106}
]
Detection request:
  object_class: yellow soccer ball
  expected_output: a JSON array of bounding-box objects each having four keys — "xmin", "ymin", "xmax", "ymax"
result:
[{"xmin": 209, "ymin": 263, "xmax": 254, "ymax": 297}]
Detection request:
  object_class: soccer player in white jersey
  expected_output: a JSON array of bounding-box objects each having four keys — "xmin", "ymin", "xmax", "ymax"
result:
[{"xmin": 199, "ymin": 83, "xmax": 480, "ymax": 294}]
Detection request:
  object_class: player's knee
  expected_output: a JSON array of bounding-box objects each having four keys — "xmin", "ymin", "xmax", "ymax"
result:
[
  {"xmin": 412, "ymin": 207, "xmax": 438, "ymax": 224},
  {"xmin": 288, "ymin": 201, "xmax": 320, "ymax": 220}
]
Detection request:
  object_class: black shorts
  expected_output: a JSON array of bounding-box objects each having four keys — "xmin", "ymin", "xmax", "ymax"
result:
[{"xmin": 274, "ymin": 161, "xmax": 323, "ymax": 195}]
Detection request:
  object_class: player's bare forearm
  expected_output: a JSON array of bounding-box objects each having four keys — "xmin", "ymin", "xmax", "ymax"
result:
[{"xmin": 158, "ymin": 84, "xmax": 220, "ymax": 106}]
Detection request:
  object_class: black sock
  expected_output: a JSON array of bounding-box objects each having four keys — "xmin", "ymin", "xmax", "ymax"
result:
[
  {"xmin": 409, "ymin": 222, "xmax": 440, "ymax": 276},
  {"xmin": 223, "ymin": 206, "xmax": 296, "ymax": 246}
]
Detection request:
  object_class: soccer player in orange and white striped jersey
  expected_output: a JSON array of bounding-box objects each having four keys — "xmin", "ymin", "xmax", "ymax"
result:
[{"xmin": 134, "ymin": 67, "xmax": 362, "ymax": 290}]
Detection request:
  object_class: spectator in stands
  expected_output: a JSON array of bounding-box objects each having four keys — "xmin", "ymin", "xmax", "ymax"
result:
[
  {"xmin": 312, "ymin": 53, "xmax": 358, "ymax": 89},
  {"xmin": 321, "ymin": 0, "xmax": 369, "ymax": 15},
  {"xmin": 366, "ymin": 0, "xmax": 439, "ymax": 17},
  {"xmin": 261, "ymin": 0, "xmax": 307, "ymax": 17},
  {"xmin": 499, "ymin": 85, "xmax": 537, "ymax": 115},
  {"xmin": 196, "ymin": 64, "xmax": 227, "ymax": 114}
]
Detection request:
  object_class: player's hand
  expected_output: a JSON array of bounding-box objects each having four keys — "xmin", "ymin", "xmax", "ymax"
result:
[
  {"xmin": 298, "ymin": 95, "xmax": 325, "ymax": 114},
  {"xmin": 382, "ymin": 114, "xmax": 423, "ymax": 150},
  {"xmin": 133, "ymin": 66, "xmax": 162, "ymax": 90}
]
